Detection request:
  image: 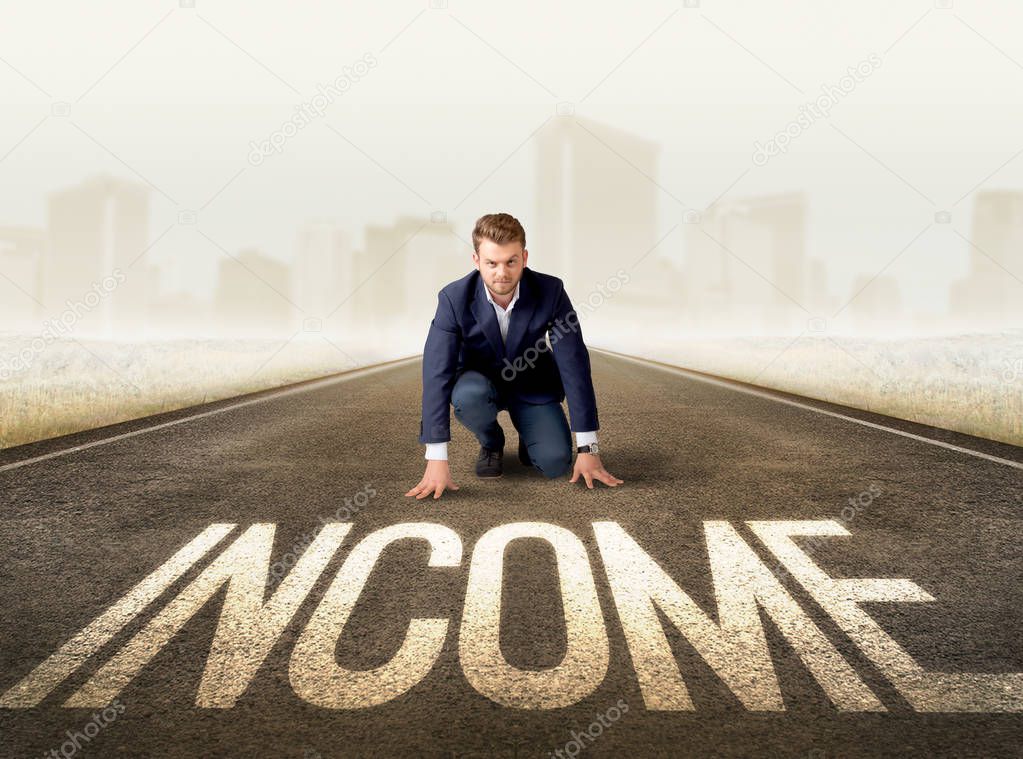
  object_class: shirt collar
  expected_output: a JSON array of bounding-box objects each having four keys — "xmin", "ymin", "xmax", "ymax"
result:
[{"xmin": 483, "ymin": 279, "xmax": 520, "ymax": 311}]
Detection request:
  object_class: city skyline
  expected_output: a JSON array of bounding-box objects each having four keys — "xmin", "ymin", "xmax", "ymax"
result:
[
  {"xmin": 3, "ymin": 1, "xmax": 1023, "ymax": 343},
  {"xmin": 1, "ymin": 166, "xmax": 1020, "ymax": 340}
]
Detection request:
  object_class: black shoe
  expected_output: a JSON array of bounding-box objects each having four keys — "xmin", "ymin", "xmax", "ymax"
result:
[
  {"xmin": 517, "ymin": 438, "xmax": 531, "ymax": 466},
  {"xmin": 475, "ymin": 445, "xmax": 504, "ymax": 478}
]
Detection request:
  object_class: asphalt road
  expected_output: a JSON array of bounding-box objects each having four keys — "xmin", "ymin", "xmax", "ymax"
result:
[{"xmin": 1, "ymin": 351, "xmax": 1021, "ymax": 758}]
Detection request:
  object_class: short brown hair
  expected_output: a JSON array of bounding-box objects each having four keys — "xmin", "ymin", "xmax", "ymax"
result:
[{"xmin": 472, "ymin": 212, "xmax": 526, "ymax": 253}]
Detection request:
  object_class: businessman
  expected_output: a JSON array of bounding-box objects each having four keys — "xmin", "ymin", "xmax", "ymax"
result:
[{"xmin": 405, "ymin": 212, "xmax": 623, "ymax": 501}]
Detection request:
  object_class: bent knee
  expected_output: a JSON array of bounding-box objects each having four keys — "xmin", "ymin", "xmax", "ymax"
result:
[
  {"xmin": 452, "ymin": 374, "xmax": 494, "ymax": 408},
  {"xmin": 532, "ymin": 448, "xmax": 572, "ymax": 479}
]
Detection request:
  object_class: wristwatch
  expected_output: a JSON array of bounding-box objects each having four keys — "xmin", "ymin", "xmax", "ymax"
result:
[{"xmin": 576, "ymin": 443, "xmax": 599, "ymax": 455}]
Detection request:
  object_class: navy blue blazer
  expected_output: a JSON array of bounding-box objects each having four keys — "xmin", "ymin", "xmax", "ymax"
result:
[{"xmin": 418, "ymin": 267, "xmax": 599, "ymax": 444}]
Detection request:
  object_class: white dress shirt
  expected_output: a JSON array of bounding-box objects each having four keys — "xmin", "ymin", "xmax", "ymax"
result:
[{"xmin": 425, "ymin": 280, "xmax": 598, "ymax": 460}]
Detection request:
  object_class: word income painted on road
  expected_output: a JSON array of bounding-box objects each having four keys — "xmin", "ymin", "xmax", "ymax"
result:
[{"xmin": 2, "ymin": 521, "xmax": 1020, "ymax": 712}]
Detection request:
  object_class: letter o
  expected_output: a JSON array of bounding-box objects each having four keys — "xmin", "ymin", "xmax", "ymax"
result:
[{"xmin": 459, "ymin": 522, "xmax": 609, "ymax": 708}]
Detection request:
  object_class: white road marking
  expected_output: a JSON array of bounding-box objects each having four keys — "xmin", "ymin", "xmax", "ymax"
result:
[
  {"xmin": 596, "ymin": 348, "xmax": 1023, "ymax": 471},
  {"xmin": 0, "ymin": 357, "xmax": 419, "ymax": 473}
]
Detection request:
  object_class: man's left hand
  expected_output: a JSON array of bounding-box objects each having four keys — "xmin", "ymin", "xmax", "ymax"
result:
[{"xmin": 569, "ymin": 453, "xmax": 624, "ymax": 489}]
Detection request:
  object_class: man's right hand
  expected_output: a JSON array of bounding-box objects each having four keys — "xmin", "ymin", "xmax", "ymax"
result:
[{"xmin": 405, "ymin": 459, "xmax": 460, "ymax": 500}]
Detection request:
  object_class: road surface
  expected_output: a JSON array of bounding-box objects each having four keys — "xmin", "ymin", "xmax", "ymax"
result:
[{"xmin": 1, "ymin": 351, "xmax": 1021, "ymax": 758}]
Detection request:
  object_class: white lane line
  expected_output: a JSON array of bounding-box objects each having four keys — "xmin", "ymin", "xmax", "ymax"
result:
[
  {"xmin": 595, "ymin": 348, "xmax": 1023, "ymax": 471},
  {"xmin": 0, "ymin": 356, "xmax": 420, "ymax": 473}
]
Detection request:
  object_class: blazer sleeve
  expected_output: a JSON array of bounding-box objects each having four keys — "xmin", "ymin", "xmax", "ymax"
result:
[
  {"xmin": 419, "ymin": 290, "xmax": 462, "ymax": 444},
  {"xmin": 548, "ymin": 281, "xmax": 599, "ymax": 433}
]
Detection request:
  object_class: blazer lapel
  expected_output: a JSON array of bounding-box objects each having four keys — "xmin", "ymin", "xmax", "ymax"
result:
[
  {"xmin": 504, "ymin": 268, "xmax": 539, "ymax": 360},
  {"xmin": 470, "ymin": 273, "xmax": 506, "ymax": 360}
]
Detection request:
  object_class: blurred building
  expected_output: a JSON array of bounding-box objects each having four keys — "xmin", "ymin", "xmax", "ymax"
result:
[
  {"xmin": 0, "ymin": 226, "xmax": 46, "ymax": 329},
  {"xmin": 214, "ymin": 248, "xmax": 294, "ymax": 335},
  {"xmin": 295, "ymin": 221, "xmax": 353, "ymax": 320},
  {"xmin": 45, "ymin": 174, "xmax": 156, "ymax": 338},
  {"xmin": 149, "ymin": 292, "xmax": 214, "ymax": 336},
  {"xmin": 805, "ymin": 257, "xmax": 839, "ymax": 320},
  {"xmin": 535, "ymin": 115, "xmax": 662, "ymax": 308},
  {"xmin": 848, "ymin": 274, "xmax": 904, "ymax": 334},
  {"xmin": 350, "ymin": 215, "xmax": 464, "ymax": 341},
  {"xmin": 681, "ymin": 192, "xmax": 808, "ymax": 334},
  {"xmin": 950, "ymin": 190, "xmax": 1023, "ymax": 330}
]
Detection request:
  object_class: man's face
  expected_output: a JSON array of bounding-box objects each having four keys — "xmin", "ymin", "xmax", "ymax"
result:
[{"xmin": 473, "ymin": 239, "xmax": 528, "ymax": 297}]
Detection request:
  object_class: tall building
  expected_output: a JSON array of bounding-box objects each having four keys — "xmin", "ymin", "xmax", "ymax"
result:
[
  {"xmin": 350, "ymin": 215, "xmax": 464, "ymax": 345},
  {"xmin": 214, "ymin": 248, "xmax": 294, "ymax": 336},
  {"xmin": 534, "ymin": 116, "xmax": 661, "ymax": 310},
  {"xmin": 950, "ymin": 190, "xmax": 1023, "ymax": 330},
  {"xmin": 681, "ymin": 192, "xmax": 807, "ymax": 334},
  {"xmin": 45, "ymin": 174, "xmax": 155, "ymax": 338},
  {"xmin": 0, "ymin": 226, "xmax": 46, "ymax": 329},
  {"xmin": 295, "ymin": 221, "xmax": 353, "ymax": 320}
]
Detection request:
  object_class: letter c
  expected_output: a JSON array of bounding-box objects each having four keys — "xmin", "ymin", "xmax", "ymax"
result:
[{"xmin": 289, "ymin": 523, "xmax": 461, "ymax": 708}]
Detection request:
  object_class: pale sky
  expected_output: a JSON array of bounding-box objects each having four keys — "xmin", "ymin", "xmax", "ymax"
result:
[{"xmin": 2, "ymin": 0, "xmax": 1022, "ymax": 319}]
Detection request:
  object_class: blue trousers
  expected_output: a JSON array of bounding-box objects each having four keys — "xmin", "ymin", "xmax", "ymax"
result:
[{"xmin": 451, "ymin": 370, "xmax": 573, "ymax": 479}]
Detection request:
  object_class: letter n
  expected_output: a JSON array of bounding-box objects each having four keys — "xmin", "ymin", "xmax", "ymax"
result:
[{"xmin": 55, "ymin": 524, "xmax": 349, "ymax": 708}]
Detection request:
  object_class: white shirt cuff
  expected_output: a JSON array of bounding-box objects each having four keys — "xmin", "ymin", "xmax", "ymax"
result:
[
  {"xmin": 428, "ymin": 435, "xmax": 596, "ymax": 458},
  {"xmin": 424, "ymin": 442, "xmax": 449, "ymax": 460}
]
